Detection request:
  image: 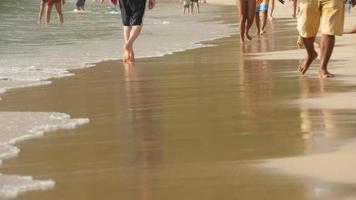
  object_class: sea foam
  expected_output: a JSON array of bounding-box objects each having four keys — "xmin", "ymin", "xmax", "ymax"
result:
[{"xmin": 0, "ymin": 112, "xmax": 89, "ymax": 198}]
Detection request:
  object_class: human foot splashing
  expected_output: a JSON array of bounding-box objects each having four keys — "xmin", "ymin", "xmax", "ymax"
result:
[{"xmin": 298, "ymin": 50, "xmax": 317, "ymax": 75}]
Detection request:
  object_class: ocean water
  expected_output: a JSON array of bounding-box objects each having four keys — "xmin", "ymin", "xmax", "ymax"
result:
[
  {"xmin": 0, "ymin": 0, "xmax": 235, "ymax": 93},
  {"xmin": 0, "ymin": 0, "xmax": 235, "ymax": 198}
]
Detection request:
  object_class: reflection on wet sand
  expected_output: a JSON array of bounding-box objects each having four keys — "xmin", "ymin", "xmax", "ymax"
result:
[{"xmin": 122, "ymin": 63, "xmax": 163, "ymax": 200}]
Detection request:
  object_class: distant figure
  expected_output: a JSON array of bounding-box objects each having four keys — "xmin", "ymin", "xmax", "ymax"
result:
[
  {"xmin": 297, "ymin": 0, "xmax": 347, "ymax": 78},
  {"xmin": 236, "ymin": 0, "xmax": 256, "ymax": 43},
  {"xmin": 191, "ymin": 0, "xmax": 200, "ymax": 13},
  {"xmin": 45, "ymin": 0, "xmax": 65, "ymax": 24},
  {"xmin": 182, "ymin": 0, "xmax": 191, "ymax": 14},
  {"xmin": 269, "ymin": 0, "xmax": 274, "ymax": 19},
  {"xmin": 76, "ymin": 0, "xmax": 86, "ymax": 11},
  {"xmin": 38, "ymin": 0, "xmax": 47, "ymax": 23},
  {"xmin": 290, "ymin": 0, "xmax": 297, "ymax": 18},
  {"xmin": 119, "ymin": 0, "xmax": 157, "ymax": 63},
  {"xmin": 255, "ymin": 0, "xmax": 269, "ymax": 35}
]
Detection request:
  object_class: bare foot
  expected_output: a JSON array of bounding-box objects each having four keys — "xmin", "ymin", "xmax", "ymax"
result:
[
  {"xmin": 297, "ymin": 51, "xmax": 318, "ymax": 75},
  {"xmin": 260, "ymin": 30, "xmax": 266, "ymax": 35},
  {"xmin": 123, "ymin": 45, "xmax": 129, "ymax": 63},
  {"xmin": 128, "ymin": 48, "xmax": 135, "ymax": 63},
  {"xmin": 297, "ymin": 39, "xmax": 304, "ymax": 48},
  {"xmin": 268, "ymin": 15, "xmax": 274, "ymax": 21},
  {"xmin": 123, "ymin": 43, "xmax": 133, "ymax": 63},
  {"xmin": 319, "ymin": 70, "xmax": 335, "ymax": 79},
  {"xmin": 246, "ymin": 32, "xmax": 252, "ymax": 41}
]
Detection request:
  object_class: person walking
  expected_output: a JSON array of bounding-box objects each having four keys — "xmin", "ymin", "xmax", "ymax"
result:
[
  {"xmin": 297, "ymin": 0, "xmax": 350, "ymax": 78},
  {"xmin": 236, "ymin": 0, "xmax": 256, "ymax": 43},
  {"xmin": 119, "ymin": 0, "xmax": 157, "ymax": 63}
]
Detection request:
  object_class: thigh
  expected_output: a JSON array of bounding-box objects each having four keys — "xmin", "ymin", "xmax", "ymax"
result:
[
  {"xmin": 54, "ymin": 2, "xmax": 62, "ymax": 12},
  {"xmin": 320, "ymin": 0, "xmax": 344, "ymax": 35},
  {"xmin": 237, "ymin": 0, "xmax": 248, "ymax": 17}
]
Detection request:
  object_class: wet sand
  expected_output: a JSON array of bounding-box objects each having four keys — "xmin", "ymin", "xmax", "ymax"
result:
[{"xmin": 1, "ymin": 5, "xmax": 356, "ymax": 200}]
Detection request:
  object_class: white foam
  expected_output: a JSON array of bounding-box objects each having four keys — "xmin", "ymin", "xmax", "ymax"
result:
[
  {"xmin": 0, "ymin": 175, "xmax": 54, "ymax": 199},
  {"xmin": 0, "ymin": 112, "xmax": 89, "ymax": 198}
]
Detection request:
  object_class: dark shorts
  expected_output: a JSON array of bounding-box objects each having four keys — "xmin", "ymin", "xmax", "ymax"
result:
[
  {"xmin": 119, "ymin": 0, "xmax": 147, "ymax": 26},
  {"xmin": 76, "ymin": 0, "xmax": 86, "ymax": 7}
]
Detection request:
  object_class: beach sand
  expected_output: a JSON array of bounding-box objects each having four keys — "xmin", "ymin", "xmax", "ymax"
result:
[{"xmin": 1, "ymin": 2, "xmax": 356, "ymax": 200}]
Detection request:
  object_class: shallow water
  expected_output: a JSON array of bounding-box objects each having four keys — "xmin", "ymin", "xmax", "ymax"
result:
[
  {"xmin": 0, "ymin": 0, "xmax": 234, "ymax": 93},
  {"xmin": 0, "ymin": 1, "xmax": 235, "ymax": 197},
  {"xmin": 1, "ymin": 17, "xmax": 356, "ymax": 199}
]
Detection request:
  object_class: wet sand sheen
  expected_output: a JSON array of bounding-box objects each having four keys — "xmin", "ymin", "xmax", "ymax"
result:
[{"xmin": 1, "ymin": 7, "xmax": 356, "ymax": 200}]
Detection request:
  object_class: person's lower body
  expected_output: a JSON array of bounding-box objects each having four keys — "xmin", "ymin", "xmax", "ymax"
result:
[
  {"xmin": 237, "ymin": 0, "xmax": 256, "ymax": 43},
  {"xmin": 45, "ymin": 0, "xmax": 63, "ymax": 23},
  {"xmin": 255, "ymin": 2, "xmax": 268, "ymax": 35},
  {"xmin": 119, "ymin": 0, "xmax": 147, "ymax": 63},
  {"xmin": 191, "ymin": 1, "xmax": 199, "ymax": 13},
  {"xmin": 38, "ymin": 1, "xmax": 47, "ymax": 23},
  {"xmin": 76, "ymin": 0, "xmax": 86, "ymax": 10},
  {"xmin": 297, "ymin": 0, "xmax": 344, "ymax": 78}
]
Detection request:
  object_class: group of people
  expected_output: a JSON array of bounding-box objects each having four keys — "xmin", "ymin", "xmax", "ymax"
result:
[
  {"xmin": 37, "ymin": 0, "xmax": 356, "ymax": 78},
  {"xmin": 237, "ymin": 0, "xmax": 356, "ymax": 79},
  {"xmin": 181, "ymin": 0, "xmax": 206, "ymax": 14}
]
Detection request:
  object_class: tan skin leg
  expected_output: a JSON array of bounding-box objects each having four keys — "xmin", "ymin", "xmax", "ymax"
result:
[
  {"xmin": 236, "ymin": 0, "xmax": 247, "ymax": 43},
  {"xmin": 38, "ymin": 1, "xmax": 47, "ymax": 23},
  {"xmin": 255, "ymin": 12, "xmax": 261, "ymax": 35},
  {"xmin": 54, "ymin": 2, "xmax": 64, "ymax": 23},
  {"xmin": 246, "ymin": 0, "xmax": 256, "ymax": 40},
  {"xmin": 292, "ymin": 0, "xmax": 297, "ymax": 18},
  {"xmin": 123, "ymin": 25, "xmax": 143, "ymax": 63},
  {"xmin": 260, "ymin": 9, "xmax": 268, "ymax": 34},
  {"xmin": 123, "ymin": 26, "xmax": 132, "ymax": 63},
  {"xmin": 298, "ymin": 36, "xmax": 318, "ymax": 75},
  {"xmin": 319, "ymin": 34, "xmax": 335, "ymax": 78},
  {"xmin": 46, "ymin": 3, "xmax": 53, "ymax": 24}
]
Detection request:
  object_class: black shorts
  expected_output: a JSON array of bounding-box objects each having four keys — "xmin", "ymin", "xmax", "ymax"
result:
[
  {"xmin": 76, "ymin": 0, "xmax": 85, "ymax": 7},
  {"xmin": 119, "ymin": 0, "xmax": 147, "ymax": 26}
]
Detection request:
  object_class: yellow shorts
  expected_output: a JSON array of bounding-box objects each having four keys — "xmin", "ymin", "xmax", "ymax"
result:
[{"xmin": 297, "ymin": 0, "xmax": 345, "ymax": 38}]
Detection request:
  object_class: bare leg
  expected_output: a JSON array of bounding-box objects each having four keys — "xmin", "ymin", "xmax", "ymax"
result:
[
  {"xmin": 292, "ymin": 0, "xmax": 297, "ymax": 18},
  {"xmin": 255, "ymin": 12, "xmax": 261, "ymax": 35},
  {"xmin": 297, "ymin": 35, "xmax": 304, "ymax": 47},
  {"xmin": 38, "ymin": 1, "xmax": 47, "ymax": 23},
  {"xmin": 54, "ymin": 2, "xmax": 64, "ymax": 23},
  {"xmin": 124, "ymin": 25, "xmax": 143, "ymax": 63},
  {"xmin": 269, "ymin": 0, "xmax": 275, "ymax": 19},
  {"xmin": 236, "ymin": 0, "xmax": 248, "ymax": 43},
  {"xmin": 298, "ymin": 36, "xmax": 318, "ymax": 75},
  {"xmin": 246, "ymin": 0, "xmax": 256, "ymax": 40},
  {"xmin": 46, "ymin": 3, "xmax": 53, "ymax": 23},
  {"xmin": 319, "ymin": 34, "xmax": 335, "ymax": 78},
  {"xmin": 260, "ymin": 10, "xmax": 268, "ymax": 34},
  {"xmin": 196, "ymin": 2, "xmax": 200, "ymax": 13},
  {"xmin": 123, "ymin": 26, "xmax": 132, "ymax": 63}
]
